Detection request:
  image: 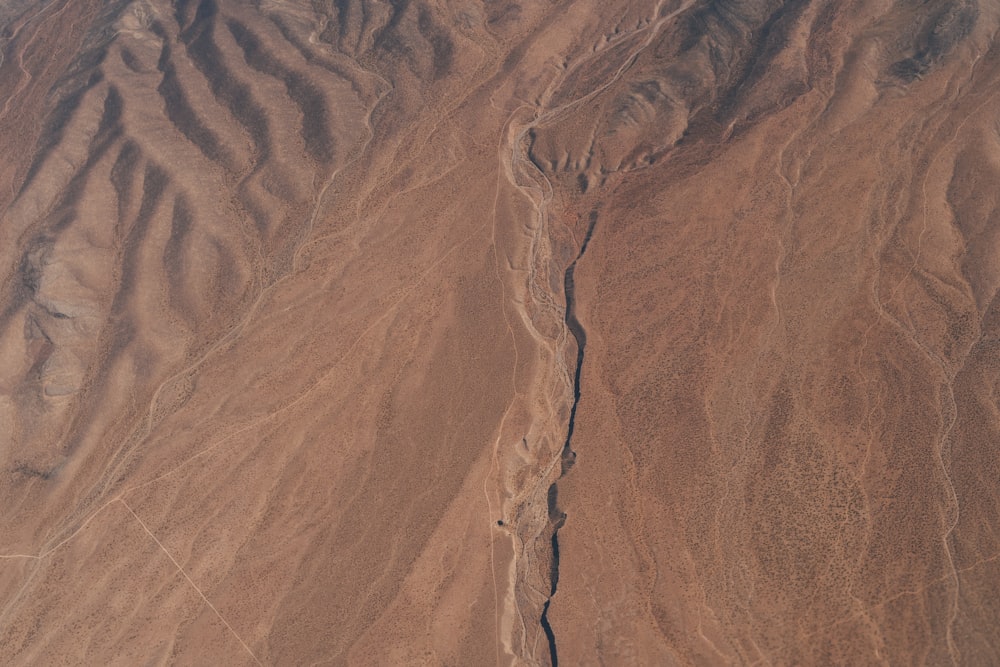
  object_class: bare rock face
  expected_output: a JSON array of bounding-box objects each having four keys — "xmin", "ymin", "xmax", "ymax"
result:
[{"xmin": 1, "ymin": 0, "xmax": 999, "ymax": 664}]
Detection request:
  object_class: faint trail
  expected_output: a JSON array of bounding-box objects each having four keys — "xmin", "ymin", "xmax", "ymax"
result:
[
  {"xmin": 0, "ymin": 24, "xmax": 402, "ymax": 589},
  {"xmin": 866, "ymin": 61, "xmax": 999, "ymax": 659},
  {"xmin": 0, "ymin": 495, "xmax": 121, "ymax": 561},
  {"xmin": 484, "ymin": 2, "xmax": 699, "ymax": 662},
  {"xmin": 882, "ymin": 48, "xmax": 995, "ymax": 344},
  {"xmin": 7, "ymin": 1, "xmax": 688, "ymax": 660},
  {"xmin": 0, "ymin": 0, "xmax": 71, "ymax": 123},
  {"xmin": 835, "ymin": 50, "xmax": 1000, "ymax": 663},
  {"xmin": 0, "ymin": 552, "xmax": 44, "ymax": 632},
  {"xmin": 529, "ymin": 0, "xmax": 697, "ymax": 128},
  {"xmin": 0, "ymin": 204, "xmax": 486, "ymax": 574},
  {"xmin": 88, "ymin": 75, "xmax": 393, "ymax": 505},
  {"xmin": 119, "ymin": 499, "xmax": 263, "ymax": 666},
  {"xmin": 806, "ymin": 546, "xmax": 1000, "ymax": 641},
  {"xmin": 484, "ymin": 105, "xmax": 525, "ymax": 667},
  {"xmin": 0, "ymin": 490, "xmax": 258, "ymax": 653},
  {"xmin": 123, "ymin": 220, "xmax": 485, "ymax": 486}
]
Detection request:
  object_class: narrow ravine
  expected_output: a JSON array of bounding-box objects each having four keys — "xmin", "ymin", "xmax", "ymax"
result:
[{"xmin": 540, "ymin": 209, "xmax": 598, "ymax": 666}]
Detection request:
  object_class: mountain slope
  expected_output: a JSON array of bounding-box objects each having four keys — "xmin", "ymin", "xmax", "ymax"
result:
[{"xmin": 1, "ymin": 0, "xmax": 999, "ymax": 664}]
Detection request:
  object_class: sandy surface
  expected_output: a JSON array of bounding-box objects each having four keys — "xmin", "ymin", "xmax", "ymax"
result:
[{"xmin": 1, "ymin": 0, "xmax": 999, "ymax": 664}]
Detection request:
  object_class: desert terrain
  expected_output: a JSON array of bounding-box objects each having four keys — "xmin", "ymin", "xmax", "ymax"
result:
[{"xmin": 1, "ymin": 0, "xmax": 999, "ymax": 664}]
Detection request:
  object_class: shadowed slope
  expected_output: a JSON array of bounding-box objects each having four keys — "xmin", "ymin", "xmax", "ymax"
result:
[{"xmin": 2, "ymin": 0, "xmax": 1000, "ymax": 665}]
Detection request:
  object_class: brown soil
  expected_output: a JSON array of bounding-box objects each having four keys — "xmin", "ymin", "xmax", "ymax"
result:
[{"xmin": 1, "ymin": 0, "xmax": 999, "ymax": 664}]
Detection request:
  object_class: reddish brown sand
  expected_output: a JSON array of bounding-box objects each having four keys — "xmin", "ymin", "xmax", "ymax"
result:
[{"xmin": 1, "ymin": 0, "xmax": 999, "ymax": 664}]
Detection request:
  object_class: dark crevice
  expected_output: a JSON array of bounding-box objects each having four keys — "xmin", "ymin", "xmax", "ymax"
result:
[
  {"xmin": 150, "ymin": 21, "xmax": 233, "ymax": 170},
  {"xmin": 12, "ymin": 461, "xmax": 55, "ymax": 480},
  {"xmin": 227, "ymin": 19, "xmax": 335, "ymax": 164},
  {"xmin": 540, "ymin": 209, "xmax": 598, "ymax": 666}
]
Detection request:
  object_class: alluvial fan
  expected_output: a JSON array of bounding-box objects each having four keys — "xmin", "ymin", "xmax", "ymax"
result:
[{"xmin": 1, "ymin": 0, "xmax": 1000, "ymax": 664}]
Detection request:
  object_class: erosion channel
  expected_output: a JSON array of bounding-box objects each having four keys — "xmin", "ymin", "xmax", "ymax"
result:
[{"xmin": 540, "ymin": 209, "xmax": 597, "ymax": 666}]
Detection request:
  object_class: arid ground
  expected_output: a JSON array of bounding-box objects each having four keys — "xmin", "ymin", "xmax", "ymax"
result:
[{"xmin": 1, "ymin": 0, "xmax": 1000, "ymax": 664}]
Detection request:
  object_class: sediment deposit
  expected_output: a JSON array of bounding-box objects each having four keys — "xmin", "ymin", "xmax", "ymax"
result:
[{"xmin": 2, "ymin": 0, "xmax": 999, "ymax": 664}]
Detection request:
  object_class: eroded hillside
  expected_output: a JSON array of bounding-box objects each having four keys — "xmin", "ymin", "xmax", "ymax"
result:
[{"xmin": 1, "ymin": 0, "xmax": 999, "ymax": 664}]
